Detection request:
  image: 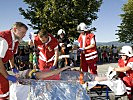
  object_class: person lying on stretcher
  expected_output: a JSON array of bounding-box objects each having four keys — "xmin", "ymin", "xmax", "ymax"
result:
[
  {"xmin": 18, "ymin": 65, "xmax": 127, "ymax": 97},
  {"xmin": 19, "ymin": 66, "xmax": 70, "ymax": 80},
  {"xmin": 17, "ymin": 66, "xmax": 108, "ymax": 84}
]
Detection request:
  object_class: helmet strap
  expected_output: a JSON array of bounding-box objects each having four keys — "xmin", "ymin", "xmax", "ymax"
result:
[{"xmin": 125, "ymin": 56, "xmax": 129, "ymax": 60}]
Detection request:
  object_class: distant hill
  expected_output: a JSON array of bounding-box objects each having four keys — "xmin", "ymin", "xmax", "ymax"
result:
[
  {"xmin": 97, "ymin": 41, "xmax": 132, "ymax": 47},
  {"xmin": 21, "ymin": 40, "xmax": 132, "ymax": 47}
]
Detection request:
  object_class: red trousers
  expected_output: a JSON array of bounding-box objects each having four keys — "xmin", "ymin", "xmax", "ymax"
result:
[
  {"xmin": 0, "ymin": 74, "xmax": 9, "ymax": 99},
  {"xmin": 122, "ymin": 76, "xmax": 133, "ymax": 100},
  {"xmin": 81, "ymin": 53, "xmax": 97, "ymax": 74}
]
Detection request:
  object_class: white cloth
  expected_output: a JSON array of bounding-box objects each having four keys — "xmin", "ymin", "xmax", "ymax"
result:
[
  {"xmin": 98, "ymin": 79, "xmax": 126, "ymax": 95},
  {"xmin": 0, "ymin": 37, "xmax": 8, "ymax": 58}
]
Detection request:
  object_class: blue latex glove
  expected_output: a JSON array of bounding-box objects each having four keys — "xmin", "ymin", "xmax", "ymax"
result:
[
  {"xmin": 78, "ymin": 48, "xmax": 84, "ymax": 51},
  {"xmin": 12, "ymin": 67, "xmax": 19, "ymax": 74},
  {"xmin": 7, "ymin": 75, "xmax": 17, "ymax": 83},
  {"xmin": 50, "ymin": 66, "xmax": 56, "ymax": 70}
]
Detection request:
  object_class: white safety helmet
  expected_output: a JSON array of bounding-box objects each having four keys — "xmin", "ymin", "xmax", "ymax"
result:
[
  {"xmin": 119, "ymin": 46, "xmax": 133, "ymax": 57},
  {"xmin": 77, "ymin": 22, "xmax": 88, "ymax": 32},
  {"xmin": 57, "ymin": 29, "xmax": 65, "ymax": 35}
]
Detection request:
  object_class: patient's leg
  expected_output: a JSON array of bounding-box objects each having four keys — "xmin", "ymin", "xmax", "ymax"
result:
[{"xmin": 95, "ymin": 76, "xmax": 108, "ymax": 81}]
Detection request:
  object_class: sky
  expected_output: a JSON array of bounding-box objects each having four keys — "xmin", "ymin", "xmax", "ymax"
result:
[{"xmin": 0, "ymin": 0, "xmax": 128, "ymax": 42}]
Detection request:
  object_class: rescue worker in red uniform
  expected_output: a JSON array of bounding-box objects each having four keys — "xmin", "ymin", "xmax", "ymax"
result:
[
  {"xmin": 0, "ymin": 22, "xmax": 28, "ymax": 100},
  {"xmin": 77, "ymin": 23, "xmax": 98, "ymax": 74},
  {"xmin": 114, "ymin": 46, "xmax": 133, "ymax": 100},
  {"xmin": 30, "ymin": 29, "xmax": 59, "ymax": 71}
]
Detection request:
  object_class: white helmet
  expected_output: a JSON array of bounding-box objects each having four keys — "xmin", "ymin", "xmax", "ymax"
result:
[
  {"xmin": 77, "ymin": 22, "xmax": 88, "ymax": 32},
  {"xmin": 57, "ymin": 29, "xmax": 65, "ymax": 35},
  {"xmin": 119, "ymin": 46, "xmax": 133, "ymax": 57}
]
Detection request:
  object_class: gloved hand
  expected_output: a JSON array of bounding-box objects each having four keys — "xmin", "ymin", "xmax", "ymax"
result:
[
  {"xmin": 106, "ymin": 66, "xmax": 117, "ymax": 80},
  {"xmin": 7, "ymin": 75, "xmax": 17, "ymax": 83},
  {"xmin": 12, "ymin": 67, "xmax": 19, "ymax": 74},
  {"xmin": 78, "ymin": 48, "xmax": 85, "ymax": 51},
  {"xmin": 50, "ymin": 66, "xmax": 56, "ymax": 70}
]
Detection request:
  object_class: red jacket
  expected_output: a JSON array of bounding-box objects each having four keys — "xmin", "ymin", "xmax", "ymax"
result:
[
  {"xmin": 78, "ymin": 32, "xmax": 98, "ymax": 62},
  {"xmin": 34, "ymin": 34, "xmax": 59, "ymax": 63},
  {"xmin": 118, "ymin": 57, "xmax": 133, "ymax": 78},
  {"xmin": 0, "ymin": 30, "xmax": 19, "ymax": 63},
  {"xmin": 118, "ymin": 58, "xmax": 126, "ymax": 78}
]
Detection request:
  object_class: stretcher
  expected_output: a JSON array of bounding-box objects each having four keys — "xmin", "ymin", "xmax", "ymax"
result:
[
  {"xmin": 88, "ymin": 84, "xmax": 110, "ymax": 100},
  {"xmin": 82, "ymin": 79, "xmax": 127, "ymax": 100}
]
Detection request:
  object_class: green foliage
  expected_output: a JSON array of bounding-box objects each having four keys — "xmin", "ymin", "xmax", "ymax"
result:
[
  {"xmin": 19, "ymin": 0, "xmax": 102, "ymax": 40},
  {"xmin": 116, "ymin": 0, "xmax": 133, "ymax": 44}
]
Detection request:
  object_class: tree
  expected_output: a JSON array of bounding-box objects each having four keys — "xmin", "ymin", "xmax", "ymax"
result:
[
  {"xmin": 19, "ymin": 0, "xmax": 102, "ymax": 40},
  {"xmin": 116, "ymin": 0, "xmax": 133, "ymax": 43}
]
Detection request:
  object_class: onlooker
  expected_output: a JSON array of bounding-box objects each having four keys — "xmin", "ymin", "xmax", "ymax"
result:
[
  {"xmin": 24, "ymin": 46, "xmax": 30, "ymax": 68},
  {"xmin": 102, "ymin": 50, "xmax": 108, "ymax": 63},
  {"xmin": 97, "ymin": 47, "xmax": 102, "ymax": 63},
  {"xmin": 33, "ymin": 52, "xmax": 38, "ymax": 69},
  {"xmin": 71, "ymin": 42, "xmax": 79, "ymax": 66},
  {"xmin": 29, "ymin": 47, "xmax": 34, "ymax": 69},
  {"xmin": 112, "ymin": 46, "xmax": 118, "ymax": 62}
]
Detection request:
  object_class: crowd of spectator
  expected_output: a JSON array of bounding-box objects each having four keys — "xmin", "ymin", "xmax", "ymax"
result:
[
  {"xmin": 97, "ymin": 45, "xmax": 119, "ymax": 64},
  {"xmin": 5, "ymin": 44, "xmax": 120, "ymax": 71}
]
